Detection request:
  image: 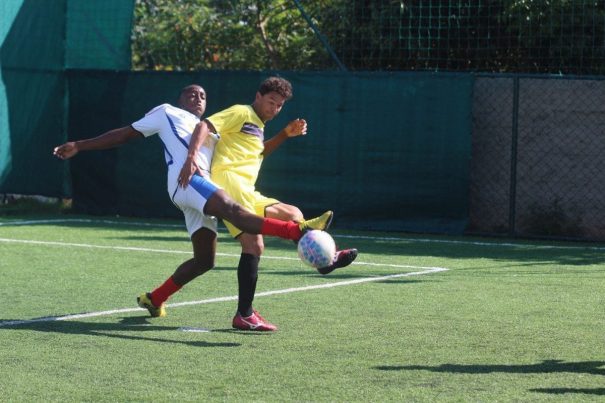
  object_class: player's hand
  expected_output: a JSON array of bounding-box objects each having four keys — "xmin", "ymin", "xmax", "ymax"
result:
[
  {"xmin": 53, "ymin": 142, "xmax": 78, "ymax": 160},
  {"xmin": 284, "ymin": 118, "xmax": 307, "ymax": 138},
  {"xmin": 178, "ymin": 157, "xmax": 201, "ymax": 188}
]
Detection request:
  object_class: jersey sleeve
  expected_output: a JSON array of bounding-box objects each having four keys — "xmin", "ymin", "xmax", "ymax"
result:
[
  {"xmin": 206, "ymin": 105, "xmax": 248, "ymax": 136},
  {"xmin": 131, "ymin": 104, "xmax": 169, "ymax": 137}
]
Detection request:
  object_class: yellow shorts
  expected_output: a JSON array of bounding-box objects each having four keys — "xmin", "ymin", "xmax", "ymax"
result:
[{"xmin": 212, "ymin": 171, "xmax": 279, "ymax": 238}]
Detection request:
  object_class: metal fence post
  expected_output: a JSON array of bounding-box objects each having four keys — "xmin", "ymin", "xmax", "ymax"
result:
[{"xmin": 508, "ymin": 76, "xmax": 520, "ymax": 236}]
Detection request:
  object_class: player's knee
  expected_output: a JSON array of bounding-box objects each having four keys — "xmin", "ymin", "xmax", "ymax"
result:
[
  {"xmin": 269, "ymin": 204, "xmax": 303, "ymax": 222},
  {"xmin": 286, "ymin": 207, "xmax": 304, "ymax": 222},
  {"xmin": 220, "ymin": 199, "xmax": 244, "ymax": 222},
  {"xmin": 231, "ymin": 202, "xmax": 249, "ymax": 222},
  {"xmin": 241, "ymin": 238, "xmax": 264, "ymax": 256},
  {"xmin": 245, "ymin": 243, "xmax": 264, "ymax": 256}
]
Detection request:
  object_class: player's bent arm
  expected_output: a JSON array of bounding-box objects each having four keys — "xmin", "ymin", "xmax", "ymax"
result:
[
  {"xmin": 178, "ymin": 120, "xmax": 214, "ymax": 187},
  {"xmin": 186, "ymin": 120, "xmax": 213, "ymax": 161},
  {"xmin": 262, "ymin": 130, "xmax": 288, "ymax": 157},
  {"xmin": 262, "ymin": 118, "xmax": 307, "ymax": 157},
  {"xmin": 53, "ymin": 126, "xmax": 142, "ymax": 159}
]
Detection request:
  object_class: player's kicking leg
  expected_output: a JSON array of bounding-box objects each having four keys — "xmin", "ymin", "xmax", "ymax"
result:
[
  {"xmin": 263, "ymin": 200, "xmax": 358, "ymax": 275},
  {"xmin": 205, "ymin": 188, "xmax": 333, "ymax": 240}
]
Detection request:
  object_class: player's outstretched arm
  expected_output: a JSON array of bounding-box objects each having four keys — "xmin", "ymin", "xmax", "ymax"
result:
[
  {"xmin": 53, "ymin": 126, "xmax": 142, "ymax": 160},
  {"xmin": 263, "ymin": 118, "xmax": 307, "ymax": 157}
]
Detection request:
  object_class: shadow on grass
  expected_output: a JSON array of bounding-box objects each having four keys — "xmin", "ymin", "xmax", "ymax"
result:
[
  {"xmin": 0, "ymin": 316, "xmax": 240, "ymax": 347},
  {"xmin": 530, "ymin": 387, "xmax": 605, "ymax": 396},
  {"xmin": 375, "ymin": 360, "xmax": 605, "ymax": 376},
  {"xmin": 270, "ymin": 269, "xmax": 360, "ymax": 278},
  {"xmin": 376, "ymin": 361, "xmax": 605, "ymax": 396},
  {"xmin": 375, "ymin": 279, "xmax": 425, "ymax": 285}
]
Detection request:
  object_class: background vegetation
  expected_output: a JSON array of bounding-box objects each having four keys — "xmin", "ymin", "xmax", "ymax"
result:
[{"xmin": 132, "ymin": 0, "xmax": 605, "ymax": 74}]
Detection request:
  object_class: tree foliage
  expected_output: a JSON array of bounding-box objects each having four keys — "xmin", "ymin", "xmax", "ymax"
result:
[
  {"xmin": 132, "ymin": 0, "xmax": 605, "ymax": 74},
  {"xmin": 132, "ymin": 0, "xmax": 336, "ymax": 71}
]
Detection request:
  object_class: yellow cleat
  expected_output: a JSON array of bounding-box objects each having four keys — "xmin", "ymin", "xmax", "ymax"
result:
[
  {"xmin": 299, "ymin": 210, "xmax": 333, "ymax": 233},
  {"xmin": 137, "ymin": 292, "xmax": 166, "ymax": 317}
]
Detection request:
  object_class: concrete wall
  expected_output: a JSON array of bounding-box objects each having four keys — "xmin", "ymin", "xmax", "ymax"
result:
[{"xmin": 470, "ymin": 76, "xmax": 605, "ymax": 239}]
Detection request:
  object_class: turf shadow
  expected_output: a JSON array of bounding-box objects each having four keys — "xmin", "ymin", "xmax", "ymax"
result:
[
  {"xmin": 0, "ymin": 317, "xmax": 240, "ymax": 348},
  {"xmin": 374, "ymin": 360, "xmax": 605, "ymax": 376},
  {"xmin": 530, "ymin": 387, "xmax": 605, "ymax": 396},
  {"xmin": 374, "ymin": 278, "xmax": 425, "ymax": 285},
  {"xmin": 211, "ymin": 328, "xmax": 276, "ymax": 336},
  {"xmin": 345, "ymin": 238, "xmax": 605, "ymax": 266}
]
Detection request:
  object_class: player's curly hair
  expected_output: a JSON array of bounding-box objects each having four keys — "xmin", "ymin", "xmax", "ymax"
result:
[{"xmin": 258, "ymin": 76, "xmax": 293, "ymax": 100}]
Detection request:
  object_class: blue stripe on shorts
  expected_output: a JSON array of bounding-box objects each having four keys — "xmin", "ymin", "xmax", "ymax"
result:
[{"xmin": 190, "ymin": 174, "xmax": 219, "ymax": 200}]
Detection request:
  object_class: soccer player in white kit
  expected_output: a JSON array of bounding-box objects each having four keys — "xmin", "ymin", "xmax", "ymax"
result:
[{"xmin": 53, "ymin": 85, "xmax": 332, "ymax": 329}]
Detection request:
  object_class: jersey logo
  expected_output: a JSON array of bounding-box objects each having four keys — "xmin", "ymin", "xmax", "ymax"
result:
[{"xmin": 240, "ymin": 122, "xmax": 264, "ymax": 141}]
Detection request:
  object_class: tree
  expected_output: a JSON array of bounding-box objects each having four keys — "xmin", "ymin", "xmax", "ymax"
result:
[
  {"xmin": 132, "ymin": 0, "xmax": 605, "ymax": 75},
  {"xmin": 132, "ymin": 0, "xmax": 337, "ymax": 71}
]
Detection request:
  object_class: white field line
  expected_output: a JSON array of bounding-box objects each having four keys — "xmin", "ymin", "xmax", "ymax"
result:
[
  {"xmin": 0, "ymin": 266, "xmax": 447, "ymax": 328},
  {"xmin": 0, "ymin": 237, "xmax": 392, "ymax": 267},
  {"xmin": 0, "ymin": 237, "xmax": 439, "ymax": 271},
  {"xmin": 1, "ymin": 218, "xmax": 604, "ymax": 251},
  {"xmin": 0, "ymin": 218, "xmax": 183, "ymax": 228}
]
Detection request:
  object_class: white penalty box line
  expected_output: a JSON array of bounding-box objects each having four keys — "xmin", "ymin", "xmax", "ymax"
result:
[{"xmin": 0, "ymin": 236, "xmax": 448, "ymax": 328}]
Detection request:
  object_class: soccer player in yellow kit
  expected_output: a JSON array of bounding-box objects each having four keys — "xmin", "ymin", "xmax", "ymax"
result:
[{"xmin": 179, "ymin": 77, "xmax": 357, "ymax": 331}]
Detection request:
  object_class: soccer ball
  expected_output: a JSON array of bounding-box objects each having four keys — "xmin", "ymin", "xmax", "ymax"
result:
[{"xmin": 297, "ymin": 230, "xmax": 336, "ymax": 268}]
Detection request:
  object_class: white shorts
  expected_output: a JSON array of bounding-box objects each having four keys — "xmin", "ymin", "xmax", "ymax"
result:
[{"xmin": 169, "ymin": 171, "xmax": 221, "ymax": 237}]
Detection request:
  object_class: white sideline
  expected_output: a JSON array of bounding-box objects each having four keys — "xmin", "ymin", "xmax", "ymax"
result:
[
  {"xmin": 1, "ymin": 217, "xmax": 604, "ymax": 250},
  {"xmin": 0, "ymin": 237, "xmax": 440, "ymax": 269},
  {"xmin": 0, "ymin": 218, "xmax": 183, "ymax": 228},
  {"xmin": 0, "ymin": 267, "xmax": 447, "ymax": 328}
]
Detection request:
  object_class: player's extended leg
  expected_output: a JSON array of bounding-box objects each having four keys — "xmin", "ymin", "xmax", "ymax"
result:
[
  {"xmin": 263, "ymin": 202, "xmax": 304, "ymax": 222},
  {"xmin": 137, "ymin": 227, "xmax": 217, "ymax": 317},
  {"xmin": 205, "ymin": 189, "xmax": 332, "ymax": 239},
  {"xmin": 265, "ymin": 203, "xmax": 358, "ymax": 275}
]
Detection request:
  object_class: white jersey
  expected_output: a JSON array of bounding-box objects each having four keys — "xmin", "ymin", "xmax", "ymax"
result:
[
  {"xmin": 131, "ymin": 103, "xmax": 219, "ymax": 174},
  {"xmin": 131, "ymin": 104, "xmax": 221, "ymax": 236}
]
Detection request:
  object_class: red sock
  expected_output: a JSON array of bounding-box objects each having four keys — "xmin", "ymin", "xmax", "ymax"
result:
[
  {"xmin": 150, "ymin": 276, "xmax": 182, "ymax": 306},
  {"xmin": 260, "ymin": 218, "xmax": 302, "ymax": 241}
]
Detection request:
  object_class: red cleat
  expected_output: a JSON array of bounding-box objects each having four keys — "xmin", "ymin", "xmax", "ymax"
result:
[
  {"xmin": 317, "ymin": 248, "xmax": 358, "ymax": 275},
  {"xmin": 232, "ymin": 310, "xmax": 277, "ymax": 331}
]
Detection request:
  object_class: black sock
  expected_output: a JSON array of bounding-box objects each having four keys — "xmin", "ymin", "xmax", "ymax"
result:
[{"xmin": 237, "ymin": 253, "xmax": 260, "ymax": 317}]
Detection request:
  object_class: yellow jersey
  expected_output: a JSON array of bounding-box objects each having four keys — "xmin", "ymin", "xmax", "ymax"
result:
[{"xmin": 207, "ymin": 104, "xmax": 265, "ymax": 185}]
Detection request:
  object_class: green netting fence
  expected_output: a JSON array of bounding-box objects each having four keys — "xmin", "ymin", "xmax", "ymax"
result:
[
  {"xmin": 66, "ymin": 70, "xmax": 472, "ymax": 233},
  {"xmin": 2, "ymin": 0, "xmax": 605, "ymax": 240},
  {"xmin": 328, "ymin": 1, "xmax": 605, "ymax": 74},
  {"xmin": 131, "ymin": 0, "xmax": 605, "ymax": 75},
  {"xmin": 0, "ymin": 0, "xmax": 133, "ymax": 198}
]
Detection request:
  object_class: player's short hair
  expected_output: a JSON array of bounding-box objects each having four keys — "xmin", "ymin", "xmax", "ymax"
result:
[
  {"xmin": 258, "ymin": 77, "xmax": 293, "ymax": 100},
  {"xmin": 178, "ymin": 84, "xmax": 204, "ymax": 101}
]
